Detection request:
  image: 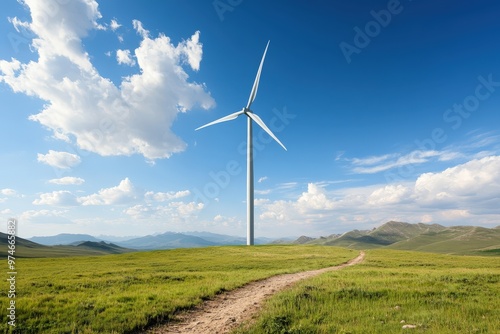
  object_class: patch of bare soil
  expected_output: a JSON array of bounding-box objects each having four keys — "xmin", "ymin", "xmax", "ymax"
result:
[{"xmin": 145, "ymin": 251, "xmax": 365, "ymax": 334}]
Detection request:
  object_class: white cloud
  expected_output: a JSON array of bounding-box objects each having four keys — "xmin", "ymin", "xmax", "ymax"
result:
[
  {"xmin": 145, "ymin": 190, "xmax": 190, "ymax": 202},
  {"xmin": 297, "ymin": 183, "xmax": 336, "ymax": 211},
  {"xmin": 33, "ymin": 190, "xmax": 79, "ymax": 206},
  {"xmin": 133, "ymin": 19, "xmax": 149, "ymax": 38},
  {"xmin": 0, "ymin": 1, "xmax": 215, "ymax": 161},
  {"xmin": 20, "ymin": 209, "xmax": 72, "ymax": 225},
  {"xmin": 37, "ymin": 150, "xmax": 81, "ymax": 169},
  {"xmin": 213, "ymin": 214, "xmax": 241, "ymax": 227},
  {"xmin": 414, "ymin": 156, "xmax": 500, "ymax": 205},
  {"xmin": 170, "ymin": 201, "xmax": 205, "ymax": 216},
  {"xmin": 124, "ymin": 204, "xmax": 151, "ymax": 218},
  {"xmin": 352, "ymin": 150, "xmax": 440, "ymax": 174},
  {"xmin": 116, "ymin": 49, "xmax": 135, "ymax": 66},
  {"xmin": 1, "ymin": 189, "xmax": 17, "ymax": 196},
  {"xmin": 258, "ymin": 200, "xmax": 290, "ymax": 222},
  {"xmin": 258, "ymin": 156, "xmax": 500, "ymax": 233},
  {"xmin": 110, "ymin": 18, "xmax": 121, "ymax": 31},
  {"xmin": 78, "ymin": 178, "xmax": 138, "ymax": 205},
  {"xmin": 347, "ymin": 132, "xmax": 500, "ymax": 175},
  {"xmin": 256, "ymin": 189, "xmax": 271, "ymax": 195},
  {"xmin": 179, "ymin": 30, "xmax": 203, "ymax": 71},
  {"xmin": 124, "ymin": 201, "xmax": 204, "ymax": 220},
  {"xmin": 367, "ymin": 185, "xmax": 411, "ymax": 206},
  {"xmin": 258, "ymin": 176, "xmax": 268, "ymax": 183},
  {"xmin": 48, "ymin": 177, "xmax": 85, "ymax": 185}
]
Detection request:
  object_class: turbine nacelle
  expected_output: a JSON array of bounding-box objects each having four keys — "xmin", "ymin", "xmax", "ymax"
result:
[{"xmin": 196, "ymin": 41, "xmax": 286, "ymax": 151}]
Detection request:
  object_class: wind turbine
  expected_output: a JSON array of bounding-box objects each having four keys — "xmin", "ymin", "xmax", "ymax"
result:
[{"xmin": 196, "ymin": 41, "xmax": 287, "ymax": 245}]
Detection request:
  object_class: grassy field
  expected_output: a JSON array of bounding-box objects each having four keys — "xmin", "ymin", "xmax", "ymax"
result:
[
  {"xmin": 234, "ymin": 249, "xmax": 500, "ymax": 334},
  {"xmin": 0, "ymin": 245, "xmax": 356, "ymax": 333}
]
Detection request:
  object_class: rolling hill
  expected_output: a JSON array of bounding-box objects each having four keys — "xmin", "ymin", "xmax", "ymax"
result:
[
  {"xmin": 387, "ymin": 225, "xmax": 500, "ymax": 255},
  {"xmin": 0, "ymin": 233, "xmax": 134, "ymax": 258},
  {"xmin": 300, "ymin": 221, "xmax": 500, "ymax": 255},
  {"xmin": 10, "ymin": 221, "xmax": 500, "ymax": 257}
]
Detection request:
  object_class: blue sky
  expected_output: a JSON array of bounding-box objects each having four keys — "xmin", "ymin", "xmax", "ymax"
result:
[{"xmin": 1, "ymin": 0, "xmax": 500, "ymax": 239}]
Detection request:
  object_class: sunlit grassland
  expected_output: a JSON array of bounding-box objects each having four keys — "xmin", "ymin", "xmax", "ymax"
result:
[
  {"xmin": 0, "ymin": 245, "xmax": 356, "ymax": 333},
  {"xmin": 235, "ymin": 249, "xmax": 500, "ymax": 334}
]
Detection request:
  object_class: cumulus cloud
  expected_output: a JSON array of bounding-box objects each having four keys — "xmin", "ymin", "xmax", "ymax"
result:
[
  {"xmin": 125, "ymin": 187, "xmax": 203, "ymax": 221},
  {"xmin": 37, "ymin": 150, "xmax": 81, "ymax": 169},
  {"xmin": 367, "ymin": 185, "xmax": 411, "ymax": 206},
  {"xmin": 0, "ymin": 0, "xmax": 215, "ymax": 160},
  {"xmin": 48, "ymin": 177, "xmax": 85, "ymax": 185},
  {"xmin": 145, "ymin": 190, "xmax": 190, "ymax": 202},
  {"xmin": 33, "ymin": 190, "xmax": 79, "ymax": 206},
  {"xmin": 1, "ymin": 189, "xmax": 17, "ymax": 196},
  {"xmin": 116, "ymin": 49, "xmax": 135, "ymax": 66},
  {"xmin": 297, "ymin": 183, "xmax": 336, "ymax": 211},
  {"xmin": 20, "ymin": 209, "xmax": 72, "ymax": 224},
  {"xmin": 78, "ymin": 178, "xmax": 137, "ymax": 205},
  {"xmin": 414, "ymin": 156, "xmax": 500, "ymax": 206},
  {"xmin": 124, "ymin": 201, "xmax": 204, "ymax": 220},
  {"xmin": 258, "ymin": 156, "xmax": 500, "ymax": 232},
  {"xmin": 213, "ymin": 214, "xmax": 241, "ymax": 227}
]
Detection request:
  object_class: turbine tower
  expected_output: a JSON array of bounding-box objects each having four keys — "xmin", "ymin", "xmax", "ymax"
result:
[{"xmin": 196, "ymin": 41, "xmax": 287, "ymax": 245}]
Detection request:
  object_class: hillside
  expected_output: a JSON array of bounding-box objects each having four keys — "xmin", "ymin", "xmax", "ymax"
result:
[
  {"xmin": 388, "ymin": 225, "xmax": 500, "ymax": 255},
  {"xmin": 299, "ymin": 221, "xmax": 499, "ymax": 255},
  {"xmin": 0, "ymin": 233, "xmax": 134, "ymax": 258}
]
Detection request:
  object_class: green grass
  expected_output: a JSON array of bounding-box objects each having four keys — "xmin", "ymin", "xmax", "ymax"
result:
[
  {"xmin": 0, "ymin": 245, "xmax": 356, "ymax": 333},
  {"xmin": 234, "ymin": 249, "xmax": 500, "ymax": 334},
  {"xmin": 387, "ymin": 226, "xmax": 500, "ymax": 255}
]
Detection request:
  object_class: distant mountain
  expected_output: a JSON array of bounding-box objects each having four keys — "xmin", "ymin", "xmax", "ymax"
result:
[
  {"xmin": 73, "ymin": 241, "xmax": 133, "ymax": 254},
  {"xmin": 24, "ymin": 231, "xmax": 278, "ymax": 252},
  {"xmin": 182, "ymin": 232, "xmax": 273, "ymax": 245},
  {"xmin": 29, "ymin": 233, "xmax": 102, "ymax": 245},
  {"xmin": 297, "ymin": 221, "xmax": 500, "ymax": 255},
  {"xmin": 183, "ymin": 231, "xmax": 247, "ymax": 245},
  {"xmin": 96, "ymin": 235, "xmax": 141, "ymax": 242},
  {"xmin": 293, "ymin": 236, "xmax": 316, "ymax": 244},
  {"xmin": 116, "ymin": 232, "xmax": 217, "ymax": 250}
]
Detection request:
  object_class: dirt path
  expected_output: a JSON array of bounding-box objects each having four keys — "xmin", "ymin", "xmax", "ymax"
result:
[{"xmin": 145, "ymin": 251, "xmax": 365, "ymax": 334}]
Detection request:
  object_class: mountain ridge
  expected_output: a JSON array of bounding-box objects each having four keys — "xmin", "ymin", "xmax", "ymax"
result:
[
  {"xmin": 12, "ymin": 221, "xmax": 500, "ymax": 257},
  {"xmin": 299, "ymin": 221, "xmax": 500, "ymax": 255}
]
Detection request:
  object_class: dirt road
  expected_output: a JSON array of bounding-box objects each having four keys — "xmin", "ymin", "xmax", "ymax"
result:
[{"xmin": 146, "ymin": 251, "xmax": 365, "ymax": 334}]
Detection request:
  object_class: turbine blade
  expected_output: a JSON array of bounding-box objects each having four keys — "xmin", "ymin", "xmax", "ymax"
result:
[
  {"xmin": 246, "ymin": 41, "xmax": 270, "ymax": 110},
  {"xmin": 247, "ymin": 112, "xmax": 287, "ymax": 151},
  {"xmin": 195, "ymin": 110, "xmax": 244, "ymax": 131}
]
